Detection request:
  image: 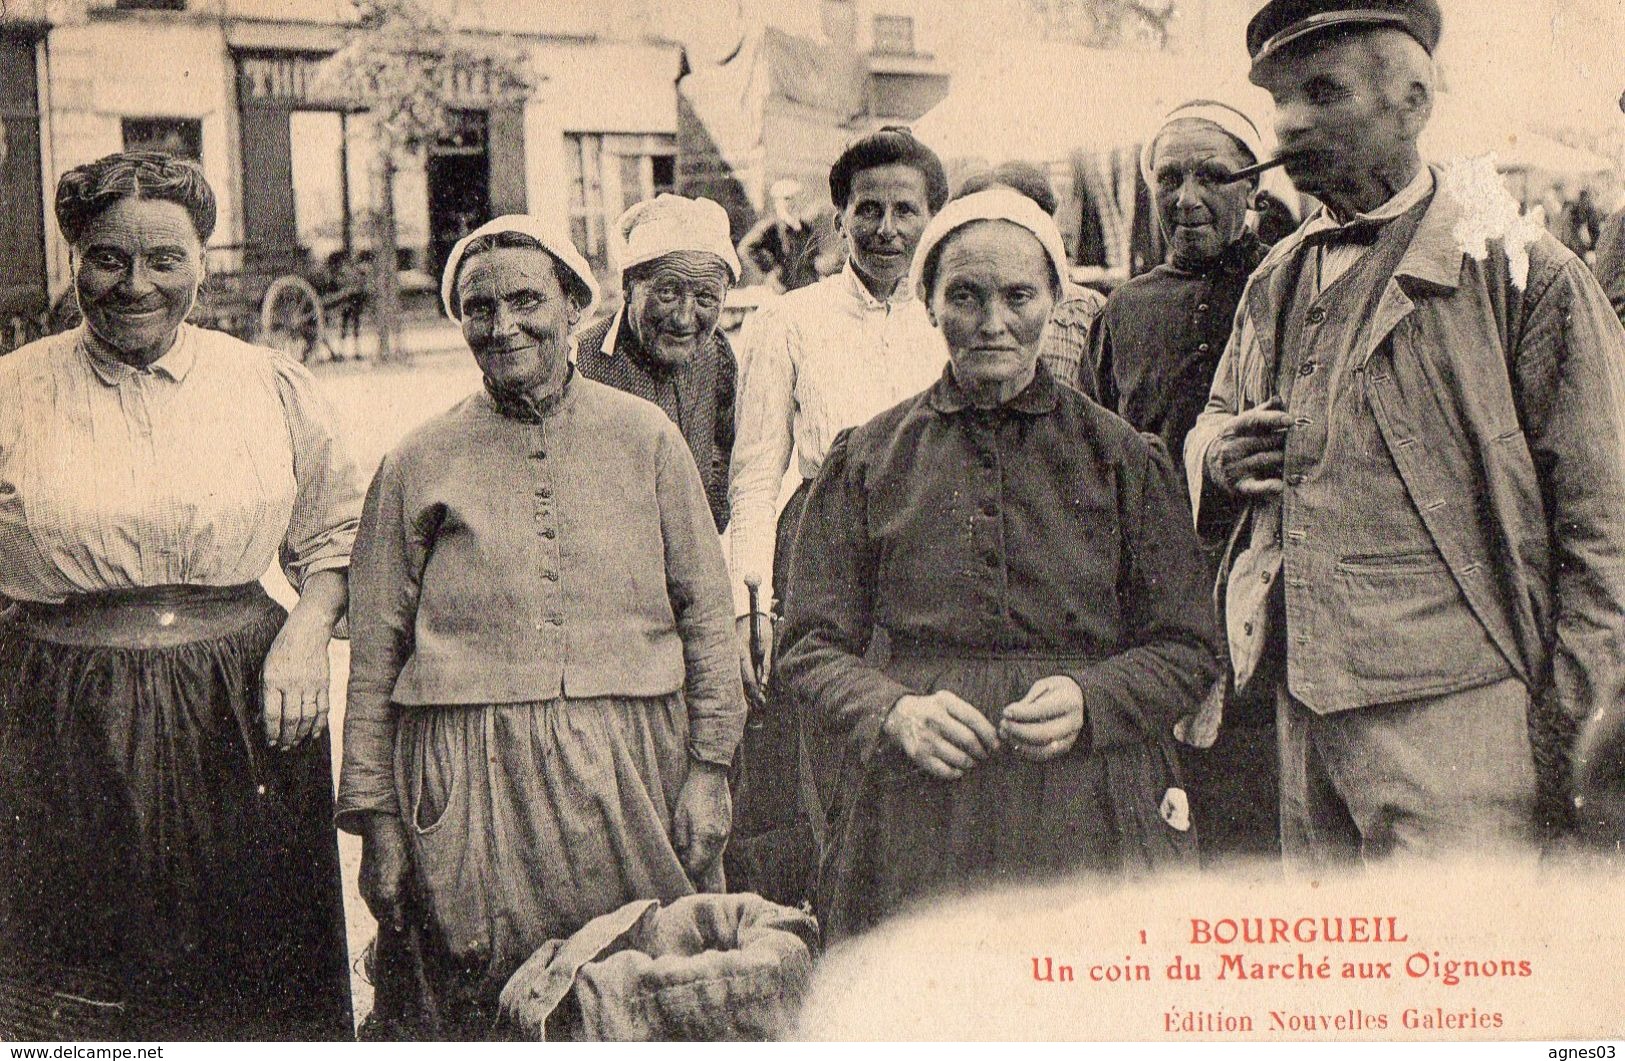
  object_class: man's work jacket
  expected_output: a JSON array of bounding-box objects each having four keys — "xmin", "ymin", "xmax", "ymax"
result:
[{"xmin": 1186, "ymin": 167, "xmax": 1625, "ymax": 744}]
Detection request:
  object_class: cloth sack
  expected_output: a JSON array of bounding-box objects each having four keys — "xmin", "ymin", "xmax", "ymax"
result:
[{"xmin": 499, "ymin": 893, "xmax": 818, "ymax": 1041}]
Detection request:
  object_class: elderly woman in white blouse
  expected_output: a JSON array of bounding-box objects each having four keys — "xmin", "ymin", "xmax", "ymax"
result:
[{"xmin": 0, "ymin": 152, "xmax": 361, "ymax": 1040}]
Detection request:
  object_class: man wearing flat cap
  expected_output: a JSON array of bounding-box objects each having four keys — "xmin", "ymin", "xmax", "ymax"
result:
[
  {"xmin": 1186, "ymin": 0, "xmax": 1625, "ymax": 867},
  {"xmin": 577, "ymin": 194, "xmax": 741, "ymax": 533}
]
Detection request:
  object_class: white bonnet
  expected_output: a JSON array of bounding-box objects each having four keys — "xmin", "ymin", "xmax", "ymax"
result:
[
  {"xmin": 1139, "ymin": 100, "xmax": 1267, "ymax": 188},
  {"xmin": 909, "ymin": 188, "xmax": 1071, "ymax": 300},
  {"xmin": 1138, "ymin": 99, "xmax": 1299, "ymax": 220},
  {"xmin": 440, "ymin": 214, "xmax": 601, "ymax": 323},
  {"xmin": 614, "ymin": 194, "xmax": 741, "ymax": 284}
]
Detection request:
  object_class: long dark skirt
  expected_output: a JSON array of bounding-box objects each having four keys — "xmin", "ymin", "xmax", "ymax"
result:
[
  {"xmin": 816, "ymin": 654, "xmax": 1197, "ymax": 944},
  {"xmin": 0, "ymin": 584, "xmax": 353, "ymax": 1041}
]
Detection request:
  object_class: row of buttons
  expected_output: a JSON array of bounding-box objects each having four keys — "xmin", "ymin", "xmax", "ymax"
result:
[
  {"xmin": 529, "ymin": 426, "xmax": 562, "ymax": 630},
  {"xmin": 972, "ymin": 432, "xmax": 1006, "ymax": 621},
  {"xmin": 1193, "ymin": 301, "xmax": 1212, "ymax": 356}
]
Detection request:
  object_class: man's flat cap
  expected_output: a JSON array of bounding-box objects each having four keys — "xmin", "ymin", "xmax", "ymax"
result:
[{"xmin": 1247, "ymin": 0, "xmax": 1442, "ymax": 71}]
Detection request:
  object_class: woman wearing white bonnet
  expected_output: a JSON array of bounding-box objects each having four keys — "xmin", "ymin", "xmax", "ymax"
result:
[
  {"xmin": 777, "ymin": 189, "xmax": 1220, "ymax": 941},
  {"xmin": 1091, "ymin": 98, "xmax": 1289, "ymax": 867},
  {"xmin": 1135, "ymin": 98, "xmax": 1298, "ymax": 251},
  {"xmin": 577, "ymin": 194, "xmax": 741, "ymax": 533},
  {"xmin": 339, "ymin": 214, "xmax": 745, "ymax": 1033}
]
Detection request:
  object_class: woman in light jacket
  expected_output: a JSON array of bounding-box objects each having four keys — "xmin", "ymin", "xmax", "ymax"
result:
[{"xmin": 338, "ymin": 216, "xmax": 745, "ymax": 1034}]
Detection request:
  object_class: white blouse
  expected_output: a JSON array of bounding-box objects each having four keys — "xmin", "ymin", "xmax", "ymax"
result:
[
  {"xmin": 726, "ymin": 263, "xmax": 947, "ymax": 616},
  {"xmin": 0, "ymin": 325, "xmax": 362, "ymax": 603}
]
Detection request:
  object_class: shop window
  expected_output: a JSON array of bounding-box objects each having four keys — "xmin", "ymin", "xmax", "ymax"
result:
[
  {"xmin": 122, "ymin": 117, "xmax": 202, "ymax": 161},
  {"xmin": 564, "ymin": 132, "xmax": 677, "ymax": 274},
  {"xmin": 872, "ymin": 15, "xmax": 916, "ymax": 55}
]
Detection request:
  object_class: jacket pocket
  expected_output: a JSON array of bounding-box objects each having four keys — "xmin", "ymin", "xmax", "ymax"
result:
[
  {"xmin": 1330, "ymin": 550, "xmax": 1512, "ymax": 699},
  {"xmin": 1335, "ymin": 548, "xmax": 1442, "ymax": 572},
  {"xmin": 408, "ymin": 723, "xmax": 461, "ymax": 837}
]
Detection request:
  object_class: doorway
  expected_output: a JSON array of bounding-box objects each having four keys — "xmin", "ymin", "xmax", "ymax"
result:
[{"xmin": 426, "ymin": 109, "xmax": 491, "ymax": 281}]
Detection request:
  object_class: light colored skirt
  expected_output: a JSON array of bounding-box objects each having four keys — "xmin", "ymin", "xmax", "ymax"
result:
[{"xmin": 395, "ymin": 693, "xmax": 718, "ymax": 992}]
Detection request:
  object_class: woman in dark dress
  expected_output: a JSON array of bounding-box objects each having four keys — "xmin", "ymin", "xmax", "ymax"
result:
[
  {"xmin": 0, "ymin": 152, "xmax": 360, "ymax": 1039},
  {"xmin": 776, "ymin": 189, "xmax": 1221, "ymax": 942}
]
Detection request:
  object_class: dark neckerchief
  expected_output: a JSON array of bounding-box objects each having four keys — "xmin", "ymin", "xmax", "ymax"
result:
[
  {"xmin": 485, "ymin": 363, "xmax": 575, "ymax": 423},
  {"xmin": 1302, "ymin": 217, "xmax": 1386, "ymax": 248},
  {"xmin": 1302, "ymin": 178, "xmax": 1432, "ymax": 250}
]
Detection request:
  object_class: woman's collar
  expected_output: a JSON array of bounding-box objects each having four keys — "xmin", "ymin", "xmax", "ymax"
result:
[
  {"xmin": 78, "ymin": 323, "xmax": 196, "ymax": 386},
  {"xmin": 484, "ymin": 362, "xmax": 577, "ymax": 422},
  {"xmin": 927, "ymin": 359, "xmax": 1060, "ymax": 416},
  {"xmin": 1167, "ymin": 230, "xmax": 1265, "ymax": 278},
  {"xmin": 842, "ymin": 259, "xmax": 914, "ymax": 309}
]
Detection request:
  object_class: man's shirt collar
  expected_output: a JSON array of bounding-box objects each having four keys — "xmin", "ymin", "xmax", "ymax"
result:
[
  {"xmin": 1301, "ymin": 166, "xmax": 1434, "ymax": 243},
  {"xmin": 599, "ymin": 308, "xmax": 626, "ymax": 357}
]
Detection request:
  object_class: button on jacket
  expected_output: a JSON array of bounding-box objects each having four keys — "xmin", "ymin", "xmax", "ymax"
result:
[
  {"xmin": 340, "ymin": 373, "xmax": 745, "ymax": 820},
  {"xmin": 1186, "ymin": 167, "xmax": 1625, "ymax": 736}
]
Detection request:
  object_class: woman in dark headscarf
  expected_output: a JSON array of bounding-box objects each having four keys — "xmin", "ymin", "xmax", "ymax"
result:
[
  {"xmin": 777, "ymin": 189, "xmax": 1220, "ymax": 942},
  {"xmin": 0, "ymin": 151, "xmax": 361, "ymax": 1039}
]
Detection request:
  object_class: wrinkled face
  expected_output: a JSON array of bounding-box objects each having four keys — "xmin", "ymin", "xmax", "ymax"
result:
[
  {"xmin": 1256, "ymin": 33, "xmax": 1424, "ymax": 206},
  {"xmin": 74, "ymin": 197, "xmax": 204, "ymax": 363},
  {"xmin": 1151, "ymin": 120, "xmax": 1255, "ymax": 266},
  {"xmin": 929, "ymin": 221, "xmax": 1055, "ymax": 395},
  {"xmin": 836, "ymin": 163, "xmax": 933, "ymax": 293},
  {"xmin": 626, "ymin": 255, "xmax": 730, "ymax": 365},
  {"xmin": 457, "ymin": 247, "xmax": 580, "ymax": 392}
]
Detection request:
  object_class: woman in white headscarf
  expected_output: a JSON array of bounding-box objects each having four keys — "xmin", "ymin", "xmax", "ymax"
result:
[
  {"xmin": 776, "ymin": 190, "xmax": 1220, "ymax": 942},
  {"xmin": 337, "ymin": 216, "xmax": 745, "ymax": 1034}
]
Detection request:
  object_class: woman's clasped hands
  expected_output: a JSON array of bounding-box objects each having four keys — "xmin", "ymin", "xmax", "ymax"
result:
[{"xmin": 883, "ymin": 675, "xmax": 1085, "ymax": 780}]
